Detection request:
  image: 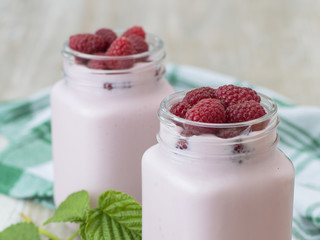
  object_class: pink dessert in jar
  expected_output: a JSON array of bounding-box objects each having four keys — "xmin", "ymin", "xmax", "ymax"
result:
[
  {"xmin": 51, "ymin": 26, "xmax": 174, "ymax": 206},
  {"xmin": 142, "ymin": 85, "xmax": 294, "ymax": 240}
]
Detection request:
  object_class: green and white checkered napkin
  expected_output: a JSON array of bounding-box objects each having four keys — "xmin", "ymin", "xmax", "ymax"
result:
[{"xmin": 0, "ymin": 64, "xmax": 319, "ymax": 239}]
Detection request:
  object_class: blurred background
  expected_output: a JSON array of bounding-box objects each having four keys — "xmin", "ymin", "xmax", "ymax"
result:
[{"xmin": 0, "ymin": 0, "xmax": 319, "ymax": 106}]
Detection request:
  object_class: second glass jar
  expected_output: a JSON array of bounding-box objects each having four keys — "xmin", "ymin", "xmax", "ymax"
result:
[{"xmin": 142, "ymin": 90, "xmax": 295, "ymax": 240}]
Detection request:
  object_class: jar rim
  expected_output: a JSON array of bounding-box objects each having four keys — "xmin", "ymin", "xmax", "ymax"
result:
[
  {"xmin": 62, "ymin": 31, "xmax": 164, "ymax": 61},
  {"xmin": 158, "ymin": 89, "xmax": 278, "ymax": 129}
]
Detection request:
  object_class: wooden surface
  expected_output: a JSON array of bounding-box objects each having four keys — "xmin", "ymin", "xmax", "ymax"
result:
[{"xmin": 0, "ymin": 193, "xmax": 79, "ymax": 239}]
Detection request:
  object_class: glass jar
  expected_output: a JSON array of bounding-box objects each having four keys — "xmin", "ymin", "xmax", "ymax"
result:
[
  {"xmin": 51, "ymin": 32, "xmax": 174, "ymax": 206},
  {"xmin": 142, "ymin": 90, "xmax": 295, "ymax": 240}
]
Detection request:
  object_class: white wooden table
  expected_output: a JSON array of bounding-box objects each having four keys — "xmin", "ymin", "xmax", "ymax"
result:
[{"xmin": 0, "ymin": 193, "xmax": 79, "ymax": 239}]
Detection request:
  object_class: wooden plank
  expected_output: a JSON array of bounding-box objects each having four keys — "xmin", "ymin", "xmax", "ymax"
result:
[{"xmin": 0, "ymin": 193, "xmax": 79, "ymax": 239}]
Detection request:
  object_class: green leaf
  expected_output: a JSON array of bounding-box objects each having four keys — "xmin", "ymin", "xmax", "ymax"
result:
[
  {"xmin": 0, "ymin": 222, "xmax": 40, "ymax": 240},
  {"xmin": 79, "ymin": 222, "xmax": 88, "ymax": 240},
  {"xmin": 44, "ymin": 190, "xmax": 90, "ymax": 225},
  {"xmin": 85, "ymin": 190, "xmax": 142, "ymax": 240}
]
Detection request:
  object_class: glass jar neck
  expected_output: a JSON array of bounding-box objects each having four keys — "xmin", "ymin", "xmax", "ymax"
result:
[
  {"xmin": 62, "ymin": 32, "xmax": 165, "ymax": 93},
  {"xmin": 157, "ymin": 90, "xmax": 279, "ymax": 161}
]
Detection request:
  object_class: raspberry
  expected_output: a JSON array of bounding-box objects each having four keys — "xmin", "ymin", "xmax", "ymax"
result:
[
  {"xmin": 226, "ymin": 100, "xmax": 266, "ymax": 123},
  {"xmin": 128, "ymin": 35, "xmax": 149, "ymax": 54},
  {"xmin": 87, "ymin": 53, "xmax": 108, "ymax": 70},
  {"xmin": 216, "ymin": 85, "xmax": 261, "ymax": 107},
  {"xmin": 69, "ymin": 34, "xmax": 107, "ymax": 54},
  {"xmin": 176, "ymin": 139, "xmax": 188, "ymax": 150},
  {"xmin": 185, "ymin": 98, "xmax": 226, "ymax": 134},
  {"xmin": 186, "ymin": 99, "xmax": 226, "ymax": 123},
  {"xmin": 105, "ymin": 37, "xmax": 135, "ymax": 69},
  {"xmin": 106, "ymin": 37, "xmax": 134, "ymax": 56},
  {"xmin": 170, "ymin": 101, "xmax": 191, "ymax": 118},
  {"xmin": 183, "ymin": 87, "xmax": 216, "ymax": 106},
  {"xmin": 122, "ymin": 26, "xmax": 146, "ymax": 39},
  {"xmin": 95, "ymin": 28, "xmax": 117, "ymax": 49}
]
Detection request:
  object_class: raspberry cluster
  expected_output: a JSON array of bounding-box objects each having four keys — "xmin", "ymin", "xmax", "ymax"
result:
[
  {"xmin": 170, "ymin": 85, "xmax": 267, "ymax": 137},
  {"xmin": 68, "ymin": 26, "xmax": 149, "ymax": 70}
]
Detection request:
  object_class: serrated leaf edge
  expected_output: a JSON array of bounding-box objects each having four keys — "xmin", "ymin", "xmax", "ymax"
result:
[
  {"xmin": 44, "ymin": 190, "xmax": 90, "ymax": 225},
  {"xmin": 84, "ymin": 191, "xmax": 142, "ymax": 240}
]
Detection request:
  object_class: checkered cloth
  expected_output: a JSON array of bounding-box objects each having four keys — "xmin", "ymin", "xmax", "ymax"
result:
[{"xmin": 0, "ymin": 64, "xmax": 319, "ymax": 240}]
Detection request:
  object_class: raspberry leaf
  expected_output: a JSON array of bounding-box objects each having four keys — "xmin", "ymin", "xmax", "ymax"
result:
[
  {"xmin": 85, "ymin": 190, "xmax": 142, "ymax": 240},
  {"xmin": 0, "ymin": 222, "xmax": 40, "ymax": 240},
  {"xmin": 80, "ymin": 222, "xmax": 88, "ymax": 240},
  {"xmin": 44, "ymin": 190, "xmax": 90, "ymax": 225}
]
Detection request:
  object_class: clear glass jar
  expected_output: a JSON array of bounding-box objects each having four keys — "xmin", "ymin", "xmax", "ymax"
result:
[
  {"xmin": 142, "ymin": 90, "xmax": 295, "ymax": 240},
  {"xmin": 51, "ymin": 32, "xmax": 174, "ymax": 206}
]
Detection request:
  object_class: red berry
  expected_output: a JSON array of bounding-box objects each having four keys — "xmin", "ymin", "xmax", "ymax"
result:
[
  {"xmin": 176, "ymin": 139, "xmax": 188, "ymax": 150},
  {"xmin": 105, "ymin": 37, "xmax": 135, "ymax": 70},
  {"xmin": 128, "ymin": 35, "xmax": 149, "ymax": 54},
  {"xmin": 183, "ymin": 87, "xmax": 216, "ymax": 106},
  {"xmin": 87, "ymin": 53, "xmax": 108, "ymax": 70},
  {"xmin": 216, "ymin": 85, "xmax": 261, "ymax": 107},
  {"xmin": 186, "ymin": 99, "xmax": 226, "ymax": 123},
  {"xmin": 106, "ymin": 37, "xmax": 134, "ymax": 56},
  {"xmin": 95, "ymin": 28, "xmax": 117, "ymax": 49},
  {"xmin": 185, "ymin": 98, "xmax": 226, "ymax": 134},
  {"xmin": 122, "ymin": 26, "xmax": 146, "ymax": 39},
  {"xmin": 226, "ymin": 100, "xmax": 266, "ymax": 123},
  {"xmin": 170, "ymin": 101, "xmax": 191, "ymax": 118},
  {"xmin": 69, "ymin": 34, "xmax": 107, "ymax": 54}
]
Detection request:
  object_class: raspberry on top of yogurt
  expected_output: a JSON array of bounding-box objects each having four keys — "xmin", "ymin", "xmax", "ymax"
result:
[
  {"xmin": 122, "ymin": 25, "xmax": 146, "ymax": 39},
  {"xmin": 95, "ymin": 28, "xmax": 117, "ymax": 49},
  {"xmin": 69, "ymin": 34, "xmax": 107, "ymax": 54},
  {"xmin": 170, "ymin": 85, "xmax": 267, "ymax": 137},
  {"xmin": 68, "ymin": 26, "xmax": 149, "ymax": 70},
  {"xmin": 186, "ymin": 98, "xmax": 226, "ymax": 124},
  {"xmin": 170, "ymin": 101, "xmax": 192, "ymax": 119},
  {"xmin": 216, "ymin": 84, "xmax": 261, "ymax": 107},
  {"xmin": 105, "ymin": 37, "xmax": 135, "ymax": 70},
  {"xmin": 183, "ymin": 87, "xmax": 216, "ymax": 106}
]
